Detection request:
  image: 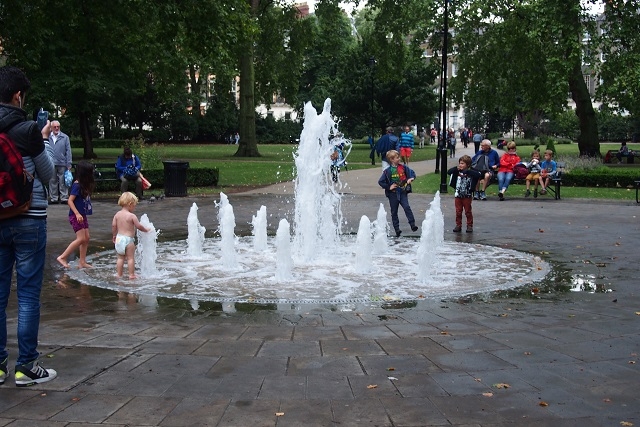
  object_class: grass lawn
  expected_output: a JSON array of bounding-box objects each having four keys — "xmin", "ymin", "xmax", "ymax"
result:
[{"xmin": 77, "ymin": 142, "xmax": 638, "ymax": 200}]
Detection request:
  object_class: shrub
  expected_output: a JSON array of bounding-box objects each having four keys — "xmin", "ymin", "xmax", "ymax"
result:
[{"xmin": 124, "ymin": 135, "xmax": 165, "ymax": 170}]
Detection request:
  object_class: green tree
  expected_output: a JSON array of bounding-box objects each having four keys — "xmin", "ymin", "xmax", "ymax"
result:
[
  {"xmin": 235, "ymin": 0, "xmax": 312, "ymax": 157},
  {"xmin": 451, "ymin": 0, "xmax": 600, "ymax": 155},
  {"xmin": 596, "ymin": 0, "xmax": 640, "ymax": 117}
]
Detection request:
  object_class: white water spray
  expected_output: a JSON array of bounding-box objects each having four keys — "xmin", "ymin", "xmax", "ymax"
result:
[
  {"xmin": 354, "ymin": 215, "xmax": 373, "ymax": 274},
  {"xmin": 372, "ymin": 203, "xmax": 389, "ymax": 255},
  {"xmin": 251, "ymin": 205, "xmax": 268, "ymax": 252},
  {"xmin": 217, "ymin": 192, "xmax": 239, "ymax": 269},
  {"xmin": 137, "ymin": 214, "xmax": 159, "ymax": 277},
  {"xmin": 275, "ymin": 219, "xmax": 292, "ymax": 281},
  {"xmin": 186, "ymin": 203, "xmax": 206, "ymax": 257}
]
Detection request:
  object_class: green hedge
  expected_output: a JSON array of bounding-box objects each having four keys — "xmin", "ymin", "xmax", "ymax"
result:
[
  {"xmin": 93, "ymin": 167, "xmax": 219, "ymax": 192},
  {"xmin": 563, "ymin": 168, "xmax": 639, "ymax": 188}
]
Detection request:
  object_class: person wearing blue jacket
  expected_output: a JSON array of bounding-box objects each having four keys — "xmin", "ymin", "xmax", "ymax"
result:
[
  {"xmin": 378, "ymin": 150, "xmax": 419, "ymax": 237},
  {"xmin": 471, "ymin": 139, "xmax": 500, "ymax": 200},
  {"xmin": 115, "ymin": 147, "xmax": 143, "ymax": 198}
]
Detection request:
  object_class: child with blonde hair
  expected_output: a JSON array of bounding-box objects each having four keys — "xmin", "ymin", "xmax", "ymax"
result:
[
  {"xmin": 112, "ymin": 192, "xmax": 150, "ymax": 279},
  {"xmin": 538, "ymin": 149, "xmax": 557, "ymax": 195},
  {"xmin": 525, "ymin": 150, "xmax": 542, "ymax": 198}
]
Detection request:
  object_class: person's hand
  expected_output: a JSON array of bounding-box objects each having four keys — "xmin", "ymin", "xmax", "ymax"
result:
[
  {"xmin": 390, "ymin": 183, "xmax": 398, "ymax": 190},
  {"xmin": 407, "ymin": 178, "xmax": 414, "ymax": 184},
  {"xmin": 76, "ymin": 213, "xmax": 83, "ymax": 223},
  {"xmin": 41, "ymin": 120, "xmax": 51, "ymax": 140}
]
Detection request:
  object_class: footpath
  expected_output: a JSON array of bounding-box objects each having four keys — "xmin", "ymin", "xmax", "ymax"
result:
[{"xmin": 0, "ymin": 142, "xmax": 639, "ymax": 426}]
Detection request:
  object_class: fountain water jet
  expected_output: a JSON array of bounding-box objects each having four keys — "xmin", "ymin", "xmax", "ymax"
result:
[
  {"xmin": 186, "ymin": 203, "xmax": 206, "ymax": 257},
  {"xmin": 251, "ymin": 206, "xmax": 268, "ymax": 252},
  {"xmin": 136, "ymin": 214, "xmax": 159, "ymax": 277},
  {"xmin": 275, "ymin": 219, "xmax": 293, "ymax": 281},
  {"xmin": 66, "ymin": 99, "xmax": 550, "ymax": 304},
  {"xmin": 217, "ymin": 192, "xmax": 238, "ymax": 270},
  {"xmin": 354, "ymin": 216, "xmax": 373, "ymax": 274},
  {"xmin": 372, "ymin": 203, "xmax": 388, "ymax": 255}
]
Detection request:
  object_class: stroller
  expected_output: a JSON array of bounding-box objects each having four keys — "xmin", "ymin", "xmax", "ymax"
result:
[{"xmin": 330, "ymin": 143, "xmax": 348, "ymax": 182}]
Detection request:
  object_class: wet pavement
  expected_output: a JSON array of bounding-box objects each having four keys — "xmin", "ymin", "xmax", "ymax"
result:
[{"xmin": 1, "ymin": 148, "xmax": 640, "ymax": 426}]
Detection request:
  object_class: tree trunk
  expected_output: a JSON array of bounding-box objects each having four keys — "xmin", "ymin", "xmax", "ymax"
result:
[
  {"xmin": 80, "ymin": 111, "xmax": 95, "ymax": 159},
  {"xmin": 236, "ymin": 51, "xmax": 260, "ymax": 157},
  {"xmin": 568, "ymin": 62, "xmax": 600, "ymax": 157},
  {"xmin": 235, "ymin": 0, "xmax": 261, "ymax": 157}
]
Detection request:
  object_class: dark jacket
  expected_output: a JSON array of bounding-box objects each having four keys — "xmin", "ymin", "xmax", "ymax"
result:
[
  {"xmin": 375, "ymin": 133, "xmax": 399, "ymax": 163},
  {"xmin": 0, "ymin": 104, "xmax": 55, "ymax": 218},
  {"xmin": 378, "ymin": 163, "xmax": 416, "ymax": 198}
]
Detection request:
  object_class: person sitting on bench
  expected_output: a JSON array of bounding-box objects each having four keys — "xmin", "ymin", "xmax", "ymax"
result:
[{"xmin": 115, "ymin": 147, "xmax": 143, "ymax": 199}]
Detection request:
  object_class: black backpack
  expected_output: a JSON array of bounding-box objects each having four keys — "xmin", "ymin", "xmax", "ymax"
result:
[{"xmin": 0, "ymin": 131, "xmax": 34, "ymax": 220}]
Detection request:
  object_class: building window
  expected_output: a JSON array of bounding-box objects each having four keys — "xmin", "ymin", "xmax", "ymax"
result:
[{"xmin": 583, "ymin": 74, "xmax": 591, "ymax": 90}]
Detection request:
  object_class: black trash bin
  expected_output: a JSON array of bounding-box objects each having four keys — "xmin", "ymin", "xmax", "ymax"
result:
[{"xmin": 163, "ymin": 160, "xmax": 189, "ymax": 197}]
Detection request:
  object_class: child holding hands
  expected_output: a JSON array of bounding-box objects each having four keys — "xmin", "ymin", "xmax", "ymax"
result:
[{"xmin": 112, "ymin": 192, "xmax": 150, "ymax": 279}]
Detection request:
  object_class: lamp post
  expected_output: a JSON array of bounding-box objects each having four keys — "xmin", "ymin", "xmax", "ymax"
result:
[
  {"xmin": 369, "ymin": 56, "xmax": 376, "ymax": 165},
  {"xmin": 438, "ymin": 0, "xmax": 450, "ymax": 193}
]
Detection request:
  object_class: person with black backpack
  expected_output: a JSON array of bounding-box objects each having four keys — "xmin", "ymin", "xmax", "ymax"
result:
[{"xmin": 0, "ymin": 66, "xmax": 57, "ymax": 386}]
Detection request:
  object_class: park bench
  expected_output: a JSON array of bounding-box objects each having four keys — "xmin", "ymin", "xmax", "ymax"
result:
[
  {"xmin": 72, "ymin": 162, "xmax": 119, "ymax": 183},
  {"xmin": 604, "ymin": 149, "xmax": 636, "ymax": 164},
  {"xmin": 487, "ymin": 161, "xmax": 565, "ymax": 200},
  {"xmin": 635, "ymin": 179, "xmax": 640, "ymax": 204}
]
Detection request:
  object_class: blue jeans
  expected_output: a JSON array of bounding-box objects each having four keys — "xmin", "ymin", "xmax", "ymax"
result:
[
  {"xmin": 0, "ymin": 217, "xmax": 47, "ymax": 365},
  {"xmin": 497, "ymin": 171, "xmax": 514, "ymax": 192},
  {"xmin": 387, "ymin": 191, "xmax": 416, "ymax": 232}
]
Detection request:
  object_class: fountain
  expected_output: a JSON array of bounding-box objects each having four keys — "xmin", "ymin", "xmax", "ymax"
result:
[{"xmin": 66, "ymin": 99, "xmax": 549, "ymax": 304}]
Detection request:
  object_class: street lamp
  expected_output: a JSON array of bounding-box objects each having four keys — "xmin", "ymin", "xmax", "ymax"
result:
[
  {"xmin": 438, "ymin": 0, "xmax": 450, "ymax": 193},
  {"xmin": 369, "ymin": 56, "xmax": 376, "ymax": 165}
]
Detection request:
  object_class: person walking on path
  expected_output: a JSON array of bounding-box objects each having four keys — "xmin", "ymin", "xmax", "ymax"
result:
[
  {"xmin": 398, "ymin": 125, "xmax": 415, "ymax": 164},
  {"xmin": 0, "ymin": 65, "xmax": 57, "ymax": 387},
  {"xmin": 48, "ymin": 120, "xmax": 72, "ymax": 204},
  {"xmin": 378, "ymin": 150, "xmax": 418, "ymax": 237},
  {"xmin": 375, "ymin": 127, "xmax": 399, "ymax": 170},
  {"xmin": 472, "ymin": 131, "xmax": 483, "ymax": 153}
]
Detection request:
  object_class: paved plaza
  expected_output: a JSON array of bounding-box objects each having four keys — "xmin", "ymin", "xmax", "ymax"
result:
[{"xmin": 1, "ymin": 145, "xmax": 639, "ymax": 426}]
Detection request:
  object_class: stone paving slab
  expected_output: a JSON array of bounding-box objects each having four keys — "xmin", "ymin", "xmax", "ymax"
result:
[{"xmin": 1, "ymin": 158, "xmax": 639, "ymax": 425}]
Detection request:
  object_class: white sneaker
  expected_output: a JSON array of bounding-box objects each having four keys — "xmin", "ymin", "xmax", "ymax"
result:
[{"xmin": 15, "ymin": 361, "xmax": 57, "ymax": 387}]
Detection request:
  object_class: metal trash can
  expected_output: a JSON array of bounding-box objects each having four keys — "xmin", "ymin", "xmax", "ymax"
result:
[{"xmin": 163, "ymin": 160, "xmax": 189, "ymax": 197}]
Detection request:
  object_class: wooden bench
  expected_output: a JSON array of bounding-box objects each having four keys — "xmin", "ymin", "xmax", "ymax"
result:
[
  {"xmin": 486, "ymin": 161, "xmax": 565, "ymax": 200},
  {"xmin": 635, "ymin": 179, "xmax": 640, "ymax": 204},
  {"xmin": 72, "ymin": 162, "xmax": 119, "ymax": 183},
  {"xmin": 604, "ymin": 149, "xmax": 636, "ymax": 164}
]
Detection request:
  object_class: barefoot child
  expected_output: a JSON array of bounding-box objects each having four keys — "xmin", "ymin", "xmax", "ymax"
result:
[
  {"xmin": 57, "ymin": 161, "xmax": 95, "ymax": 268},
  {"xmin": 112, "ymin": 192, "xmax": 150, "ymax": 279}
]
